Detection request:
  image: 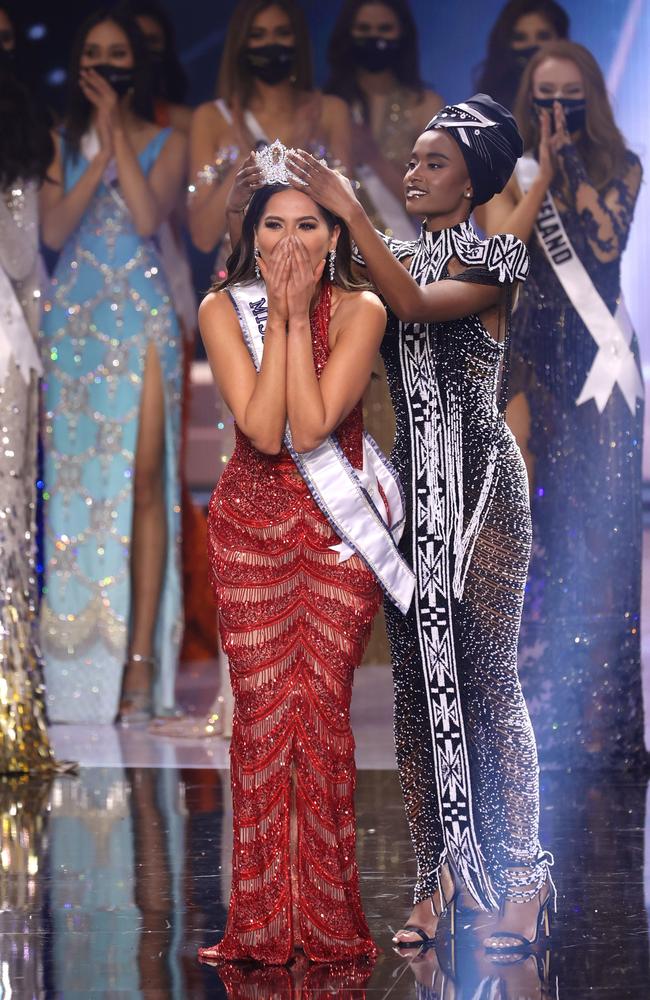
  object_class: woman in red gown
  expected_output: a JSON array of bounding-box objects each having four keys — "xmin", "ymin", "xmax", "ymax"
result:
[{"xmin": 196, "ymin": 171, "xmax": 410, "ymax": 964}]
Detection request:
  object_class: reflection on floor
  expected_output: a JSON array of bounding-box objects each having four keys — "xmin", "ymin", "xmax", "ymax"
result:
[{"xmin": 2, "ymin": 755, "xmax": 649, "ymax": 997}]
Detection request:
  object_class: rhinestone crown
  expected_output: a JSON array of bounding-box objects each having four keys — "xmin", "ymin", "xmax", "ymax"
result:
[{"xmin": 255, "ymin": 139, "xmax": 296, "ymax": 185}]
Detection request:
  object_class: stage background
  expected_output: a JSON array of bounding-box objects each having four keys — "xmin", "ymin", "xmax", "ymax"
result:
[{"xmin": 19, "ymin": 0, "xmax": 650, "ymax": 470}]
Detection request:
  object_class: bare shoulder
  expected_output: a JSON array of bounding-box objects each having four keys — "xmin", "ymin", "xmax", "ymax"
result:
[
  {"xmin": 198, "ymin": 288, "xmax": 238, "ymax": 329},
  {"xmin": 320, "ymin": 93, "xmax": 351, "ymax": 121},
  {"xmin": 168, "ymin": 103, "xmax": 193, "ymax": 134},
  {"xmin": 191, "ymin": 100, "xmax": 227, "ymax": 139},
  {"xmin": 334, "ymin": 288, "xmax": 386, "ymax": 326}
]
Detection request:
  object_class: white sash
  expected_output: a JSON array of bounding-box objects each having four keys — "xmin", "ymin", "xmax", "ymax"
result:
[
  {"xmin": 214, "ymin": 99, "xmax": 270, "ymax": 146},
  {"xmin": 228, "ymin": 281, "xmax": 415, "ymax": 614},
  {"xmin": 516, "ymin": 154, "xmax": 643, "ymax": 415}
]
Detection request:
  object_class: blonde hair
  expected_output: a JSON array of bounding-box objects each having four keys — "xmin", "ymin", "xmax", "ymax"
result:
[{"xmin": 514, "ymin": 39, "xmax": 628, "ymax": 190}]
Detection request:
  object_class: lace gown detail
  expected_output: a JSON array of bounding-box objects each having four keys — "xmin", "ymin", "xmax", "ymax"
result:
[
  {"xmin": 202, "ymin": 286, "xmax": 380, "ymax": 964},
  {"xmin": 511, "ymin": 148, "xmax": 645, "ymax": 768}
]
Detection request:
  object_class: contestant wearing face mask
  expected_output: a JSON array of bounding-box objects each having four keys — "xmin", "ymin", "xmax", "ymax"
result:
[
  {"xmin": 187, "ymin": 0, "xmax": 352, "ymax": 261},
  {"xmin": 196, "ymin": 171, "xmax": 409, "ymax": 963},
  {"xmin": 475, "ymin": 0, "xmax": 569, "ymax": 110},
  {"xmin": 325, "ymin": 0, "xmax": 443, "ymax": 243},
  {"xmin": 478, "ymin": 41, "xmax": 645, "ymax": 771},
  {"xmin": 39, "ymin": 9, "xmax": 187, "ymax": 725}
]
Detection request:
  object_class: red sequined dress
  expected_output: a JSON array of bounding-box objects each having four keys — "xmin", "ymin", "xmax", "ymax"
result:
[{"xmin": 199, "ymin": 283, "xmax": 381, "ymax": 965}]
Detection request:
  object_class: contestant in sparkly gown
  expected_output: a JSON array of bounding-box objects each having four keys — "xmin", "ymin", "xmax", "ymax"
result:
[
  {"xmin": 480, "ymin": 42, "xmax": 645, "ymax": 769},
  {"xmin": 197, "ymin": 172, "xmax": 412, "ymax": 963},
  {"xmin": 289, "ymin": 95, "xmax": 554, "ymax": 952},
  {"xmin": 39, "ymin": 12, "xmax": 186, "ymax": 723},
  {"xmin": 0, "ymin": 59, "xmax": 58, "ymax": 772}
]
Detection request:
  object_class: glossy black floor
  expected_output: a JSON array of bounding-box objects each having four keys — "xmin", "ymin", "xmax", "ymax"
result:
[{"xmin": 2, "ymin": 766, "xmax": 649, "ymax": 999}]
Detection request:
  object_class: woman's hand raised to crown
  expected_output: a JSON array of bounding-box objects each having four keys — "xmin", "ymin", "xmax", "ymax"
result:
[
  {"xmin": 288, "ymin": 151, "xmax": 360, "ymax": 226},
  {"xmin": 226, "ymin": 152, "xmax": 264, "ymax": 216}
]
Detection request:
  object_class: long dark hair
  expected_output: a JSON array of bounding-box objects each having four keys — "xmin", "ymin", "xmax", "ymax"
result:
[
  {"xmin": 325, "ymin": 0, "xmax": 424, "ymax": 113},
  {"xmin": 115, "ymin": 0, "xmax": 188, "ymax": 103},
  {"xmin": 214, "ymin": 184, "xmax": 367, "ymax": 293},
  {"xmin": 474, "ymin": 0, "xmax": 569, "ymax": 109},
  {"xmin": 514, "ymin": 40, "xmax": 628, "ymax": 191},
  {"xmin": 63, "ymin": 8, "xmax": 155, "ymax": 159},
  {"xmin": 0, "ymin": 47, "xmax": 53, "ymax": 188},
  {"xmin": 217, "ymin": 0, "xmax": 313, "ymax": 106}
]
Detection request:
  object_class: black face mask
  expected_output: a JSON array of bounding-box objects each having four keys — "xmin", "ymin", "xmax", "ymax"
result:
[
  {"xmin": 90, "ymin": 63, "xmax": 136, "ymax": 97},
  {"xmin": 242, "ymin": 44, "xmax": 295, "ymax": 85},
  {"xmin": 352, "ymin": 36, "xmax": 402, "ymax": 73},
  {"xmin": 511, "ymin": 44, "xmax": 540, "ymax": 69},
  {"xmin": 533, "ymin": 96, "xmax": 587, "ymax": 133}
]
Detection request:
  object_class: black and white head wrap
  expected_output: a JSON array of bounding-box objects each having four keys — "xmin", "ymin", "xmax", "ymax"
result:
[{"xmin": 425, "ymin": 93, "xmax": 523, "ymax": 206}]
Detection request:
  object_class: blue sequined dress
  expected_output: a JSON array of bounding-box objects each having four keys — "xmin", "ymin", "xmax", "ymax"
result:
[
  {"xmin": 40, "ymin": 130, "xmax": 183, "ymax": 723},
  {"xmin": 511, "ymin": 146, "xmax": 645, "ymax": 768}
]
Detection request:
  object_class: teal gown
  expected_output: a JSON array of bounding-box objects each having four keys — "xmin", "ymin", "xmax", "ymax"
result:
[{"xmin": 40, "ymin": 129, "xmax": 183, "ymax": 723}]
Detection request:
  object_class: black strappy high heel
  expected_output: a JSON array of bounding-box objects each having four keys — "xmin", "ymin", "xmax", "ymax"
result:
[
  {"xmin": 393, "ymin": 867, "xmax": 459, "ymax": 952},
  {"xmin": 484, "ymin": 882, "xmax": 555, "ymax": 956}
]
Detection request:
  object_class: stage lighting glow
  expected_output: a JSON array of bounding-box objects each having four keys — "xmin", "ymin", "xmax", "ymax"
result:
[
  {"xmin": 46, "ymin": 68, "xmax": 66, "ymax": 86},
  {"xmin": 27, "ymin": 23, "xmax": 47, "ymax": 40}
]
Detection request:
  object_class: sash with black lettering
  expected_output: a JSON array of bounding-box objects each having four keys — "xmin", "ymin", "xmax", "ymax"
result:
[
  {"xmin": 227, "ymin": 280, "xmax": 415, "ymax": 614},
  {"xmin": 516, "ymin": 154, "xmax": 643, "ymax": 415}
]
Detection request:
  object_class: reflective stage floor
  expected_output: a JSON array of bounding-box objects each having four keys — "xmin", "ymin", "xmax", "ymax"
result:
[{"xmin": 1, "ymin": 665, "xmax": 649, "ymax": 999}]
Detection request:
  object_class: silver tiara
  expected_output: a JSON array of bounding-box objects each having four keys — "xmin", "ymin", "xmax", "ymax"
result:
[{"xmin": 255, "ymin": 139, "xmax": 296, "ymax": 185}]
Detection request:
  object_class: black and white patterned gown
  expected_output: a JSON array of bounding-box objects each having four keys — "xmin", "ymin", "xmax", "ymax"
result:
[{"xmin": 375, "ymin": 220, "xmax": 551, "ymax": 908}]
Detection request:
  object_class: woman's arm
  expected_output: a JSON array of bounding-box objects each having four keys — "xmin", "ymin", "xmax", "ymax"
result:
[
  {"xmin": 288, "ymin": 153, "xmax": 501, "ymax": 324},
  {"xmin": 78, "ymin": 68, "xmax": 184, "ymax": 238},
  {"xmin": 113, "ymin": 125, "xmax": 186, "ymax": 238},
  {"xmin": 284, "ymin": 237, "xmax": 386, "ymax": 452},
  {"xmin": 39, "ymin": 130, "xmax": 112, "ymax": 251},
  {"xmin": 187, "ymin": 103, "xmax": 247, "ymax": 253},
  {"xmin": 199, "ymin": 240, "xmax": 291, "ymax": 455},
  {"xmin": 224, "ymin": 152, "xmax": 264, "ymax": 249}
]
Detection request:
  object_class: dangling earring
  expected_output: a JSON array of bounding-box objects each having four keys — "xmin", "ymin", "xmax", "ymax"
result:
[
  {"xmin": 254, "ymin": 247, "xmax": 261, "ymax": 280},
  {"xmin": 328, "ymin": 248, "xmax": 336, "ymax": 282}
]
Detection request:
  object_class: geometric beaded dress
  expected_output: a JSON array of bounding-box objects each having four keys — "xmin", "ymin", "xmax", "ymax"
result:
[
  {"xmin": 373, "ymin": 221, "xmax": 552, "ymax": 909},
  {"xmin": 40, "ymin": 130, "xmax": 183, "ymax": 723}
]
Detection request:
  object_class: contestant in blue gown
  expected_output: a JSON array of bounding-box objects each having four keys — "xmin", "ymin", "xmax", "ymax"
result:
[{"xmin": 39, "ymin": 11, "xmax": 185, "ymax": 724}]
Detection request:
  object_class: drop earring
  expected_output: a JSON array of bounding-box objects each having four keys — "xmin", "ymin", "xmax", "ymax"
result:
[
  {"xmin": 254, "ymin": 247, "xmax": 261, "ymax": 280},
  {"xmin": 328, "ymin": 248, "xmax": 336, "ymax": 282}
]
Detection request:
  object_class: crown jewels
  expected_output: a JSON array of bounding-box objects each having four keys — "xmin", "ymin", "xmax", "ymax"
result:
[{"xmin": 255, "ymin": 139, "xmax": 297, "ymax": 185}]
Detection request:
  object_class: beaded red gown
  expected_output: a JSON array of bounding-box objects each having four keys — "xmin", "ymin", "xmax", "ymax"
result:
[{"xmin": 199, "ymin": 284, "xmax": 380, "ymax": 965}]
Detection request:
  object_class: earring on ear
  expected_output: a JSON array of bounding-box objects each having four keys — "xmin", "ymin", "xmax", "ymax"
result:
[
  {"xmin": 328, "ymin": 248, "xmax": 336, "ymax": 282},
  {"xmin": 254, "ymin": 247, "xmax": 261, "ymax": 280},
  {"xmin": 464, "ymin": 190, "xmax": 473, "ymax": 200}
]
